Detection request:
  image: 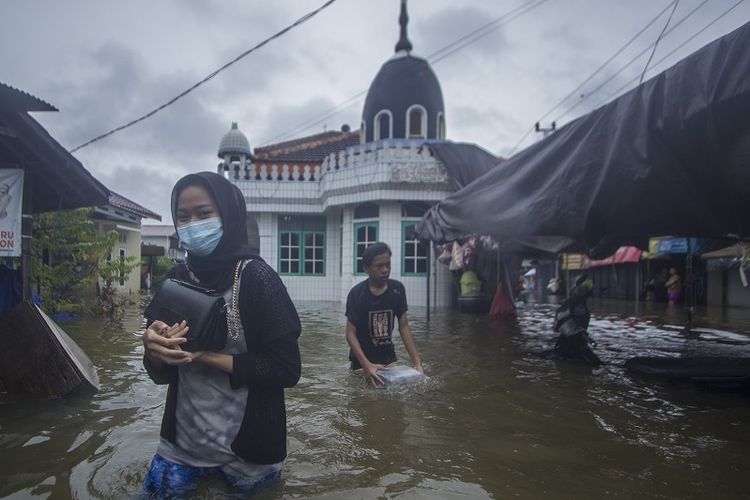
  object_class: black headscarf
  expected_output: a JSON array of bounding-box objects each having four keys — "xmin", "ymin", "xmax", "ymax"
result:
[{"xmin": 171, "ymin": 171, "xmax": 258, "ymax": 290}]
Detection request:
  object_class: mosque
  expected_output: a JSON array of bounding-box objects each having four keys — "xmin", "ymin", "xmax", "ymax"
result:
[{"xmin": 214, "ymin": 1, "xmax": 498, "ymax": 307}]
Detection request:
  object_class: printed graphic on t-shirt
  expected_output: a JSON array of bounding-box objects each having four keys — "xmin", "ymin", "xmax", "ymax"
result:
[{"xmin": 369, "ymin": 309, "xmax": 393, "ymax": 346}]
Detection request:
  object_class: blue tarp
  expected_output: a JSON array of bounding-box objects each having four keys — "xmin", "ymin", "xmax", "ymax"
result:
[{"xmin": 0, "ymin": 265, "xmax": 22, "ymax": 317}]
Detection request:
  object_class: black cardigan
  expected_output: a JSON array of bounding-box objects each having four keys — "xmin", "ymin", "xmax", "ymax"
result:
[{"xmin": 144, "ymin": 259, "xmax": 302, "ymax": 464}]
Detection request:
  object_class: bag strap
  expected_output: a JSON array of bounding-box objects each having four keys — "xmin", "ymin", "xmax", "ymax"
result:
[{"xmin": 227, "ymin": 259, "xmax": 253, "ymax": 341}]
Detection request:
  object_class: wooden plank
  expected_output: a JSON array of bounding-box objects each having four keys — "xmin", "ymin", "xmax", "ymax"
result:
[{"xmin": 0, "ymin": 300, "xmax": 99, "ymax": 396}]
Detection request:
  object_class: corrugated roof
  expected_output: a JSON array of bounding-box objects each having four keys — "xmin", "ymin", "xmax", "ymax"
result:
[
  {"xmin": 255, "ymin": 130, "xmax": 360, "ymax": 163},
  {"xmin": 108, "ymin": 191, "xmax": 161, "ymax": 221},
  {"xmin": 0, "ymin": 112, "xmax": 110, "ymax": 212},
  {"xmin": 0, "ymin": 82, "xmax": 57, "ymax": 112}
]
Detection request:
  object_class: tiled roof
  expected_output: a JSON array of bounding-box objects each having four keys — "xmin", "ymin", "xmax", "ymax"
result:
[
  {"xmin": 255, "ymin": 130, "xmax": 360, "ymax": 163},
  {"xmin": 108, "ymin": 191, "xmax": 162, "ymax": 221}
]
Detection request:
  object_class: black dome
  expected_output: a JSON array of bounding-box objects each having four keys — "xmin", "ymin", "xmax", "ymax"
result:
[{"xmin": 361, "ymin": 53, "xmax": 445, "ymax": 143}]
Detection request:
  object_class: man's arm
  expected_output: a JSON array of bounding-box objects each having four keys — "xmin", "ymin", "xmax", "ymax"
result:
[
  {"xmin": 398, "ymin": 312, "xmax": 424, "ymax": 374},
  {"xmin": 346, "ymin": 319, "xmax": 385, "ymax": 386}
]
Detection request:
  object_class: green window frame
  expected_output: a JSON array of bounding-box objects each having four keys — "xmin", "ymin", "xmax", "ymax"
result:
[
  {"xmin": 279, "ymin": 231, "xmax": 301, "ymax": 274},
  {"xmin": 303, "ymin": 231, "xmax": 325, "ymax": 275},
  {"xmin": 278, "ymin": 215, "xmax": 326, "ymax": 276},
  {"xmin": 354, "ymin": 221, "xmax": 379, "ymax": 275},
  {"xmin": 402, "ymin": 221, "xmax": 427, "ymax": 276}
]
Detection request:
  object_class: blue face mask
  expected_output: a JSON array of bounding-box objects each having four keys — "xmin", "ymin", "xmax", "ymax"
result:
[{"xmin": 178, "ymin": 217, "xmax": 223, "ymax": 256}]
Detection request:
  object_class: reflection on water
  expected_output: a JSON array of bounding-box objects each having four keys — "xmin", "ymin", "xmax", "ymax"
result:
[{"xmin": 1, "ymin": 297, "xmax": 749, "ymax": 498}]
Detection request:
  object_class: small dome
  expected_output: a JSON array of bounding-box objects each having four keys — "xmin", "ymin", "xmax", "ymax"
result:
[{"xmin": 218, "ymin": 122, "xmax": 251, "ymax": 158}]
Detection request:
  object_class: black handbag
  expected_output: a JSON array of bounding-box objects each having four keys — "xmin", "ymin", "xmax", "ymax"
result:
[{"xmin": 144, "ymin": 278, "xmax": 228, "ymax": 352}]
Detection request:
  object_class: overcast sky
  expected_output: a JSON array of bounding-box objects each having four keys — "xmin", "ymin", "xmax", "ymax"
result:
[{"xmin": 2, "ymin": 0, "xmax": 748, "ymax": 223}]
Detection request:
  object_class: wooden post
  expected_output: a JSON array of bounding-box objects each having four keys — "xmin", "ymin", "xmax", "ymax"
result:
[{"xmin": 425, "ymin": 241, "xmax": 431, "ymax": 323}]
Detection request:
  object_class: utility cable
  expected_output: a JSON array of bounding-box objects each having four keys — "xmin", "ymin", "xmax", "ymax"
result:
[
  {"xmin": 259, "ymin": 0, "xmax": 551, "ymax": 146},
  {"xmin": 505, "ymin": 0, "xmax": 677, "ymax": 156},
  {"xmin": 505, "ymin": 0, "xmax": 682, "ymax": 157},
  {"xmin": 639, "ymin": 0, "xmax": 680, "ymax": 84},
  {"xmin": 70, "ymin": 0, "xmax": 338, "ymax": 153},
  {"xmin": 552, "ymin": 0, "xmax": 708, "ymax": 123},
  {"xmin": 429, "ymin": 0, "xmax": 551, "ymax": 64},
  {"xmin": 592, "ymin": 0, "xmax": 745, "ymax": 110}
]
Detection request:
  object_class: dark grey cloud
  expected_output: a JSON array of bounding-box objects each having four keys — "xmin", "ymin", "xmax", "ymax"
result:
[
  {"xmin": 95, "ymin": 162, "xmax": 187, "ymax": 223},
  {"xmin": 256, "ymin": 96, "xmax": 362, "ymax": 146},
  {"xmin": 4, "ymin": 0, "xmax": 750, "ymax": 188},
  {"xmin": 418, "ymin": 5, "xmax": 509, "ymax": 59},
  {"xmin": 448, "ymin": 103, "xmax": 521, "ymax": 154}
]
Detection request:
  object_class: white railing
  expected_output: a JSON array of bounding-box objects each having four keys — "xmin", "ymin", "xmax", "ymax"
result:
[{"xmin": 220, "ymin": 139, "xmax": 432, "ymax": 183}]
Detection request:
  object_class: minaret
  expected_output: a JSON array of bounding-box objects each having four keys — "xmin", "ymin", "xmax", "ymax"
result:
[{"xmin": 394, "ymin": 0, "xmax": 413, "ymax": 53}]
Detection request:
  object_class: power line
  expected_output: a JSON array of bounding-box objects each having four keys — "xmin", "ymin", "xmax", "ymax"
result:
[
  {"xmin": 429, "ymin": 0, "xmax": 552, "ymax": 64},
  {"xmin": 70, "ymin": 0, "xmax": 338, "ymax": 153},
  {"xmin": 639, "ymin": 0, "xmax": 680, "ymax": 84},
  {"xmin": 505, "ymin": 0, "xmax": 681, "ymax": 157},
  {"xmin": 259, "ymin": 0, "xmax": 552, "ymax": 146},
  {"xmin": 592, "ymin": 0, "xmax": 745, "ymax": 110},
  {"xmin": 551, "ymin": 0, "xmax": 708, "ymax": 123}
]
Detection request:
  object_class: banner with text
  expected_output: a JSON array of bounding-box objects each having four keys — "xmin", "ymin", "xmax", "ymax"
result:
[{"xmin": 0, "ymin": 169, "xmax": 24, "ymax": 257}]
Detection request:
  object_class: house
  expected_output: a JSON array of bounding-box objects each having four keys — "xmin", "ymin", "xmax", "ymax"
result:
[
  {"xmin": 92, "ymin": 191, "xmax": 161, "ymax": 294},
  {"xmin": 214, "ymin": 1, "xmax": 499, "ymax": 307},
  {"xmin": 141, "ymin": 224, "xmax": 185, "ymax": 261}
]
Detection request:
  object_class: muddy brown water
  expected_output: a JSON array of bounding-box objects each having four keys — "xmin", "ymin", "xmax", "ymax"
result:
[{"xmin": 1, "ymin": 297, "xmax": 749, "ymax": 498}]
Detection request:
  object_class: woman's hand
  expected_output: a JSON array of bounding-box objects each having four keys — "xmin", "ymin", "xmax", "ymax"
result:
[
  {"xmin": 143, "ymin": 320, "xmax": 192, "ymax": 365},
  {"xmin": 414, "ymin": 363, "xmax": 425, "ymax": 375}
]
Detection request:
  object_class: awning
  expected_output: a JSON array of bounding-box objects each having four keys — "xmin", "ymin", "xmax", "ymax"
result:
[{"xmin": 587, "ymin": 246, "xmax": 642, "ymax": 268}]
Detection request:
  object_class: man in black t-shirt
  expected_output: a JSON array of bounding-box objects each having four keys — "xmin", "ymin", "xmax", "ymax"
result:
[{"xmin": 346, "ymin": 242, "xmax": 424, "ymax": 386}]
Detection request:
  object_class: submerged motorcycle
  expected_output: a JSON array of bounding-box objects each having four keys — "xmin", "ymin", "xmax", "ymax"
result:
[{"xmin": 551, "ymin": 275, "xmax": 603, "ymax": 366}]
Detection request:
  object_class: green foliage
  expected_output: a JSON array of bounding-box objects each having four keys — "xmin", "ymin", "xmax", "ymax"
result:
[
  {"xmin": 97, "ymin": 254, "xmax": 140, "ymax": 314},
  {"xmin": 32, "ymin": 208, "xmax": 137, "ymax": 315},
  {"xmin": 149, "ymin": 256, "xmax": 174, "ymax": 289}
]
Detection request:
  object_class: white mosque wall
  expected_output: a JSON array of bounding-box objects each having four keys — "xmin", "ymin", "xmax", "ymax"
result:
[{"xmin": 228, "ymin": 140, "xmax": 456, "ymax": 307}]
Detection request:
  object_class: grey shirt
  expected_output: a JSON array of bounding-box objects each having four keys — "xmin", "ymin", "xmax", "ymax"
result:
[{"xmin": 157, "ymin": 261, "xmax": 283, "ymax": 476}]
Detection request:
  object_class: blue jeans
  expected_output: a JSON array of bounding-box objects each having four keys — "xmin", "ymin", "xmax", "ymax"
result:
[{"xmin": 142, "ymin": 453, "xmax": 281, "ymax": 498}]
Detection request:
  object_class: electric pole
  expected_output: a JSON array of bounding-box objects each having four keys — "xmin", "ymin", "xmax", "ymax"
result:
[{"xmin": 535, "ymin": 121, "xmax": 556, "ymax": 137}]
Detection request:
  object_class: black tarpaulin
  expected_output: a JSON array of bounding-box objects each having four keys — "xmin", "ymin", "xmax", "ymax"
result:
[
  {"xmin": 427, "ymin": 142, "xmax": 500, "ymax": 188},
  {"xmin": 417, "ymin": 22, "xmax": 750, "ymax": 253}
]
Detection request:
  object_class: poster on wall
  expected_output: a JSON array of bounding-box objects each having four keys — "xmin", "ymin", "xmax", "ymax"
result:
[{"xmin": 0, "ymin": 169, "xmax": 24, "ymax": 257}]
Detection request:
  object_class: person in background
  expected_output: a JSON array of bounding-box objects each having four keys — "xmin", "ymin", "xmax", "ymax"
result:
[
  {"xmin": 141, "ymin": 172, "xmax": 301, "ymax": 497},
  {"xmin": 665, "ymin": 267, "xmax": 682, "ymax": 306},
  {"xmin": 552, "ymin": 274, "xmax": 602, "ymax": 366},
  {"xmin": 345, "ymin": 242, "xmax": 424, "ymax": 386}
]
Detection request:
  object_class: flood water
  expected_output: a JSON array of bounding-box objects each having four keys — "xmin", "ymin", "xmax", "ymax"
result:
[{"xmin": 1, "ymin": 297, "xmax": 749, "ymax": 499}]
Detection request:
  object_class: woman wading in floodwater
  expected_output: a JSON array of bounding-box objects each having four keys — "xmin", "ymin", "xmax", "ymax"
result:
[{"xmin": 141, "ymin": 172, "xmax": 301, "ymax": 497}]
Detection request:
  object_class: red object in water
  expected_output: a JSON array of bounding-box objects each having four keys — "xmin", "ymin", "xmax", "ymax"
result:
[{"xmin": 489, "ymin": 286, "xmax": 516, "ymax": 319}]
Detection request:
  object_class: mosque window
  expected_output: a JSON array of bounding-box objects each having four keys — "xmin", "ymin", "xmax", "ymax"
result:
[
  {"xmin": 360, "ymin": 120, "xmax": 366, "ymax": 144},
  {"xmin": 278, "ymin": 215, "xmax": 326, "ymax": 276},
  {"xmin": 354, "ymin": 202, "xmax": 379, "ymax": 219},
  {"xmin": 374, "ymin": 110, "xmax": 393, "ymax": 141},
  {"xmin": 402, "ymin": 221, "xmax": 427, "ymax": 275},
  {"xmin": 437, "ymin": 112, "xmax": 446, "ymax": 140},
  {"xmin": 354, "ymin": 222, "xmax": 379, "ymax": 274},
  {"xmin": 406, "ymin": 105, "xmax": 427, "ymax": 138},
  {"xmin": 401, "ymin": 202, "xmax": 429, "ymax": 217}
]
